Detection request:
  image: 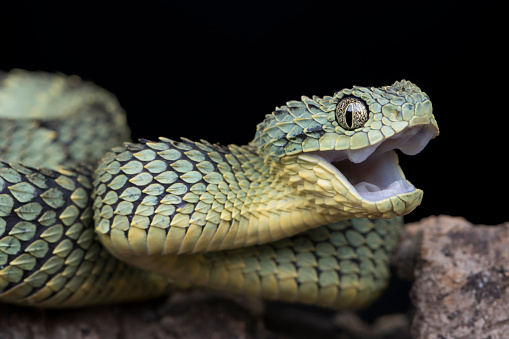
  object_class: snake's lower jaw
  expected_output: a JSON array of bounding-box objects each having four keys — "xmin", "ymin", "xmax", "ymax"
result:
[{"xmin": 295, "ymin": 124, "xmax": 438, "ymax": 219}]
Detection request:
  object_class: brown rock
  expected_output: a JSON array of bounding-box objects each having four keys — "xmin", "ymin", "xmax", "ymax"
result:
[
  {"xmin": 394, "ymin": 215, "xmax": 509, "ymax": 338},
  {"xmin": 0, "ymin": 291, "xmax": 267, "ymax": 339},
  {"xmin": 0, "ymin": 289, "xmax": 411, "ymax": 339}
]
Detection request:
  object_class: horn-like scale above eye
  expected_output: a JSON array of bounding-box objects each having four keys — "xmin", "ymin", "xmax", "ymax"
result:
[{"xmin": 336, "ymin": 97, "xmax": 369, "ymax": 130}]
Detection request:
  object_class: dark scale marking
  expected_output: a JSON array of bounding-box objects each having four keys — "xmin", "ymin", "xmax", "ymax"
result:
[
  {"xmin": 97, "ymin": 137, "xmax": 236, "ymax": 240},
  {"xmin": 0, "ymin": 164, "xmax": 94, "ymax": 297}
]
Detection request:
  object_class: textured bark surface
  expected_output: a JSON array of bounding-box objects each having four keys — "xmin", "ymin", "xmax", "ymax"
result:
[{"xmin": 394, "ymin": 215, "xmax": 509, "ymax": 338}]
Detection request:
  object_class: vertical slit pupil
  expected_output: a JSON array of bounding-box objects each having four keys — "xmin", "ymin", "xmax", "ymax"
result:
[{"xmin": 346, "ymin": 104, "xmax": 354, "ymax": 128}]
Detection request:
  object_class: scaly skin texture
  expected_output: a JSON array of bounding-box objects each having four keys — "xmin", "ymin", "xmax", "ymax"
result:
[
  {"xmin": 0, "ymin": 69, "xmax": 438, "ymax": 308},
  {"xmin": 0, "ymin": 70, "xmax": 174, "ymax": 307}
]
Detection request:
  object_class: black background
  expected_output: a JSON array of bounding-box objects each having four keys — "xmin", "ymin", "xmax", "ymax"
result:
[{"xmin": 0, "ymin": 0, "xmax": 505, "ymax": 225}]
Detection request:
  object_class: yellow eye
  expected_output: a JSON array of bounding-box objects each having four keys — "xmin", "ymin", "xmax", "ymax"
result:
[{"xmin": 335, "ymin": 97, "xmax": 369, "ymax": 130}]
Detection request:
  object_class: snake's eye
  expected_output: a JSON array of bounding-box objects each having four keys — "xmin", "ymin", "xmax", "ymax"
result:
[{"xmin": 335, "ymin": 97, "xmax": 369, "ymax": 130}]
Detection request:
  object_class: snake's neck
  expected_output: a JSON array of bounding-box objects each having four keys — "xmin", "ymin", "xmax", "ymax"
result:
[{"xmin": 237, "ymin": 150, "xmax": 357, "ymax": 241}]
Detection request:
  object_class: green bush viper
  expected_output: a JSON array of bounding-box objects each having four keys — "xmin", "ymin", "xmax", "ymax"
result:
[{"xmin": 0, "ymin": 69, "xmax": 439, "ymax": 309}]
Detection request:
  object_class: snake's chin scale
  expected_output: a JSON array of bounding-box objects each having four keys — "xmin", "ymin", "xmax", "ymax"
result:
[{"xmin": 307, "ymin": 124, "xmax": 437, "ymax": 203}]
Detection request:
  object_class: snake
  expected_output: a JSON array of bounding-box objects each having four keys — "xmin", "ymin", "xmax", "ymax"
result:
[{"xmin": 0, "ymin": 69, "xmax": 439, "ymax": 309}]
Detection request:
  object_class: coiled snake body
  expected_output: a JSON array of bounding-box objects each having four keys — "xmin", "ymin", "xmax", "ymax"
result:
[{"xmin": 0, "ymin": 70, "xmax": 438, "ymax": 308}]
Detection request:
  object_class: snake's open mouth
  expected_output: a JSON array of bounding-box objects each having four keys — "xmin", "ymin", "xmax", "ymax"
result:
[{"xmin": 308, "ymin": 125, "xmax": 438, "ymax": 202}]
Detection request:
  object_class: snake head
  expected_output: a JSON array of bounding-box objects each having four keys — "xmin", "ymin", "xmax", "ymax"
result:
[{"xmin": 252, "ymin": 80, "xmax": 439, "ymax": 219}]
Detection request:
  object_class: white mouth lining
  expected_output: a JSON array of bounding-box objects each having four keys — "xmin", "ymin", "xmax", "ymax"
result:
[{"xmin": 306, "ymin": 125, "xmax": 436, "ymax": 202}]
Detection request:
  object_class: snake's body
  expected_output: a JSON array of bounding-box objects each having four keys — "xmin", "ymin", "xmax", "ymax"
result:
[{"xmin": 0, "ymin": 70, "xmax": 438, "ymax": 308}]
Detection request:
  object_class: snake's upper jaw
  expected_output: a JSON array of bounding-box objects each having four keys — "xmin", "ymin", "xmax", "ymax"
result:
[
  {"xmin": 306, "ymin": 124, "xmax": 437, "ymax": 203},
  {"xmin": 343, "ymin": 124, "xmax": 437, "ymax": 164}
]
